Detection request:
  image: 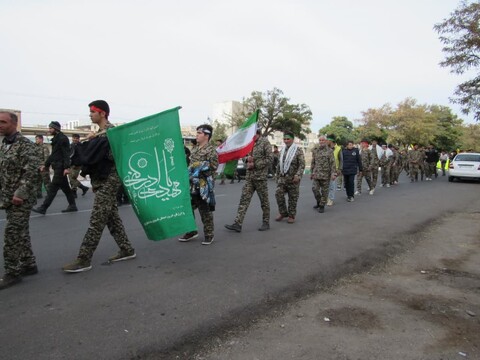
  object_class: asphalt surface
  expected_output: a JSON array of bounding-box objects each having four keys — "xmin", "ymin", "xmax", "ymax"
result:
[{"xmin": 1, "ymin": 173, "xmax": 479, "ymax": 360}]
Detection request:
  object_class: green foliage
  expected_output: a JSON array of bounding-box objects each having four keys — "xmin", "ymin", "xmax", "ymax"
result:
[
  {"xmin": 233, "ymin": 88, "xmax": 312, "ymax": 140},
  {"xmin": 434, "ymin": 1, "xmax": 480, "ymax": 120},
  {"xmin": 318, "ymin": 116, "xmax": 354, "ymax": 145},
  {"xmin": 212, "ymin": 120, "xmax": 228, "ymax": 143},
  {"xmin": 459, "ymin": 123, "xmax": 480, "ymax": 150},
  {"xmin": 429, "ymin": 105, "xmax": 463, "ymax": 150},
  {"xmin": 354, "ymin": 98, "xmax": 466, "ymax": 151}
]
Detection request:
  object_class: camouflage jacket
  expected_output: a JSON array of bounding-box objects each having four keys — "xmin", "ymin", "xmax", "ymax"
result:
[
  {"xmin": 0, "ymin": 133, "xmax": 41, "ymax": 207},
  {"xmin": 311, "ymin": 144, "xmax": 336, "ymax": 180},
  {"xmin": 370, "ymin": 145, "xmax": 380, "ymax": 166},
  {"xmin": 407, "ymin": 149, "xmax": 423, "ymax": 164},
  {"xmin": 189, "ymin": 142, "xmax": 219, "ymax": 176},
  {"xmin": 360, "ymin": 148, "xmax": 373, "ymax": 171},
  {"xmin": 276, "ymin": 145, "xmax": 305, "ymax": 181},
  {"xmin": 246, "ymin": 136, "xmax": 273, "ymax": 181},
  {"xmin": 36, "ymin": 143, "xmax": 50, "ymax": 162}
]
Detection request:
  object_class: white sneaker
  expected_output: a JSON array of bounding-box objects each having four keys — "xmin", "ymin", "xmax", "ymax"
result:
[
  {"xmin": 327, "ymin": 199, "xmax": 334, "ymax": 206},
  {"xmin": 386, "ymin": 184, "xmax": 391, "ymax": 188},
  {"xmin": 354, "ymin": 191, "xmax": 360, "ymax": 195},
  {"xmin": 369, "ymin": 189, "xmax": 375, "ymax": 195}
]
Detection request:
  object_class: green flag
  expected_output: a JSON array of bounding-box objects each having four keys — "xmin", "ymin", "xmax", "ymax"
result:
[{"xmin": 107, "ymin": 107, "xmax": 196, "ymax": 241}]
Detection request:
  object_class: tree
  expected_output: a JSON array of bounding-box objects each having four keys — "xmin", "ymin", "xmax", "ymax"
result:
[
  {"xmin": 212, "ymin": 120, "xmax": 228, "ymax": 142},
  {"xmin": 388, "ymin": 98, "xmax": 437, "ymax": 147},
  {"xmin": 233, "ymin": 88, "xmax": 312, "ymax": 139},
  {"xmin": 459, "ymin": 123, "xmax": 480, "ymax": 150},
  {"xmin": 355, "ymin": 105, "xmax": 391, "ymax": 143},
  {"xmin": 429, "ymin": 105, "xmax": 463, "ymax": 151},
  {"xmin": 434, "ymin": 1, "xmax": 480, "ymax": 120},
  {"xmin": 318, "ymin": 116, "xmax": 354, "ymax": 145}
]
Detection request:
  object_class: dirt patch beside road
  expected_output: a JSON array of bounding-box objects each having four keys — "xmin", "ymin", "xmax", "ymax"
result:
[{"xmin": 197, "ymin": 211, "xmax": 480, "ymax": 360}]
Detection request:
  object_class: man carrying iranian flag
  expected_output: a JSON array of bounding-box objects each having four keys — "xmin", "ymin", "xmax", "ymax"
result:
[{"xmin": 223, "ymin": 111, "xmax": 273, "ymax": 232}]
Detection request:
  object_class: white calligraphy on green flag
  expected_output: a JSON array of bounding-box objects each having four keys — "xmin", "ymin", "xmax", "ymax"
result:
[{"xmin": 107, "ymin": 107, "xmax": 196, "ymax": 241}]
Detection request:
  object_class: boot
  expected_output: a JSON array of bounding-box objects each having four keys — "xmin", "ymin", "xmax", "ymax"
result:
[
  {"xmin": 80, "ymin": 185, "xmax": 90, "ymax": 196},
  {"xmin": 61, "ymin": 205, "xmax": 78, "ymax": 213},
  {"xmin": 32, "ymin": 206, "xmax": 47, "ymax": 215}
]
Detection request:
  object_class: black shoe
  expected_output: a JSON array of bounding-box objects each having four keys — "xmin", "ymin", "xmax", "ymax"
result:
[
  {"xmin": 32, "ymin": 207, "xmax": 46, "ymax": 215},
  {"xmin": 21, "ymin": 265, "xmax": 38, "ymax": 277},
  {"xmin": 178, "ymin": 231, "xmax": 199, "ymax": 242},
  {"xmin": 61, "ymin": 206, "xmax": 78, "ymax": 213},
  {"xmin": 225, "ymin": 223, "xmax": 242, "ymax": 232},
  {"xmin": 318, "ymin": 206, "xmax": 325, "ymax": 213},
  {"xmin": 313, "ymin": 204, "xmax": 319, "ymax": 209},
  {"xmin": 201, "ymin": 236, "xmax": 214, "ymax": 245},
  {"xmin": 72, "ymin": 191, "xmax": 78, "ymax": 199},
  {"xmin": 0, "ymin": 274, "xmax": 22, "ymax": 290},
  {"xmin": 81, "ymin": 187, "xmax": 90, "ymax": 196},
  {"xmin": 258, "ymin": 222, "xmax": 270, "ymax": 231}
]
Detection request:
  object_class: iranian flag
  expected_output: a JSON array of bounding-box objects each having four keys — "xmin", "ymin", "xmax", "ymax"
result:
[{"xmin": 217, "ymin": 110, "xmax": 258, "ymax": 164}]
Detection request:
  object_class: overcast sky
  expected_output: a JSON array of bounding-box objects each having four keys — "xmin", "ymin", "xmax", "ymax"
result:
[{"xmin": 0, "ymin": 0, "xmax": 473, "ymax": 132}]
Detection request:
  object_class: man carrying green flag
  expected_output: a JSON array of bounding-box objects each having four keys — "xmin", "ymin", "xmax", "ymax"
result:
[
  {"xmin": 62, "ymin": 100, "xmax": 136, "ymax": 273},
  {"xmin": 178, "ymin": 124, "xmax": 218, "ymax": 245}
]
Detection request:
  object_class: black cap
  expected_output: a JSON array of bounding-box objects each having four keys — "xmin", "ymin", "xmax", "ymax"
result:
[{"xmin": 49, "ymin": 121, "xmax": 61, "ymax": 131}]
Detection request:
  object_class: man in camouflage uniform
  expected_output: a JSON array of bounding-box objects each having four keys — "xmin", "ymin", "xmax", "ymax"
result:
[
  {"xmin": 388, "ymin": 144, "xmax": 399, "ymax": 185},
  {"xmin": 34, "ymin": 134, "xmax": 51, "ymax": 198},
  {"xmin": 0, "ymin": 111, "xmax": 41, "ymax": 290},
  {"xmin": 379, "ymin": 144, "xmax": 392, "ymax": 187},
  {"xmin": 274, "ymin": 131, "xmax": 305, "ymax": 223},
  {"xmin": 179, "ymin": 124, "xmax": 218, "ymax": 245},
  {"xmin": 408, "ymin": 144, "xmax": 422, "ymax": 182},
  {"xmin": 356, "ymin": 140, "xmax": 373, "ymax": 195},
  {"xmin": 369, "ymin": 139, "xmax": 380, "ymax": 193},
  {"xmin": 62, "ymin": 100, "xmax": 136, "ymax": 273},
  {"xmin": 311, "ymin": 135, "xmax": 336, "ymax": 213},
  {"xmin": 418, "ymin": 145, "xmax": 426, "ymax": 181},
  {"xmin": 68, "ymin": 133, "xmax": 89, "ymax": 198},
  {"xmin": 225, "ymin": 129, "xmax": 273, "ymax": 232}
]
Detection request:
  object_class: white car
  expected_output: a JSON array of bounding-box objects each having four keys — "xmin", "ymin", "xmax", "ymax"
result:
[{"xmin": 448, "ymin": 152, "xmax": 480, "ymax": 182}]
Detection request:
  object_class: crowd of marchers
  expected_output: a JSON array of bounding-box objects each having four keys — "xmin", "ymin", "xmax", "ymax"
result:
[{"xmin": 0, "ymin": 108, "xmax": 457, "ymax": 291}]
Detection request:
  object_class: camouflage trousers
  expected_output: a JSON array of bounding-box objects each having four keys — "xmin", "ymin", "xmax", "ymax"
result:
[
  {"xmin": 3, "ymin": 205, "xmax": 36, "ymax": 277},
  {"xmin": 336, "ymin": 173, "xmax": 343, "ymax": 189},
  {"xmin": 381, "ymin": 162, "xmax": 391, "ymax": 185},
  {"xmin": 425, "ymin": 162, "xmax": 437, "ymax": 178},
  {"xmin": 410, "ymin": 163, "xmax": 420, "ymax": 180},
  {"xmin": 37, "ymin": 169, "xmax": 51, "ymax": 196},
  {"xmin": 389, "ymin": 165, "xmax": 398, "ymax": 184},
  {"xmin": 234, "ymin": 179, "xmax": 270, "ymax": 225},
  {"xmin": 78, "ymin": 174, "xmax": 134, "ymax": 262},
  {"xmin": 68, "ymin": 165, "xmax": 83, "ymax": 192},
  {"xmin": 370, "ymin": 164, "xmax": 379, "ymax": 188},
  {"xmin": 356, "ymin": 170, "xmax": 372, "ymax": 192},
  {"xmin": 275, "ymin": 178, "xmax": 300, "ymax": 218},
  {"xmin": 312, "ymin": 178, "xmax": 330, "ymax": 207},
  {"xmin": 191, "ymin": 194, "xmax": 214, "ymax": 238}
]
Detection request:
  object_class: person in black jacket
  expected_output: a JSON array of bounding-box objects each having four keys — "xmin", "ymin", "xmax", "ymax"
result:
[
  {"xmin": 32, "ymin": 121, "xmax": 77, "ymax": 214},
  {"xmin": 341, "ymin": 141, "xmax": 362, "ymax": 202},
  {"xmin": 68, "ymin": 134, "xmax": 89, "ymax": 198}
]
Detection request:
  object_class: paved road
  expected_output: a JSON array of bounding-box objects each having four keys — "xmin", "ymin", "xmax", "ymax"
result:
[{"xmin": 1, "ymin": 174, "xmax": 478, "ymax": 359}]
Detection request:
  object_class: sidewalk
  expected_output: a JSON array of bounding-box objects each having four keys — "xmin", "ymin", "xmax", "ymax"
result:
[{"xmin": 196, "ymin": 210, "xmax": 480, "ymax": 359}]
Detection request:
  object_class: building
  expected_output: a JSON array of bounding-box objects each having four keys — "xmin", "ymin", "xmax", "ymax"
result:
[{"xmin": 212, "ymin": 100, "xmax": 243, "ymax": 137}]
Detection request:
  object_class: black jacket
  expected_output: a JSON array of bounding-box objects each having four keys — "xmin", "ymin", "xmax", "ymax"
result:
[
  {"xmin": 45, "ymin": 131, "xmax": 71, "ymax": 170},
  {"xmin": 341, "ymin": 147, "xmax": 363, "ymax": 175}
]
